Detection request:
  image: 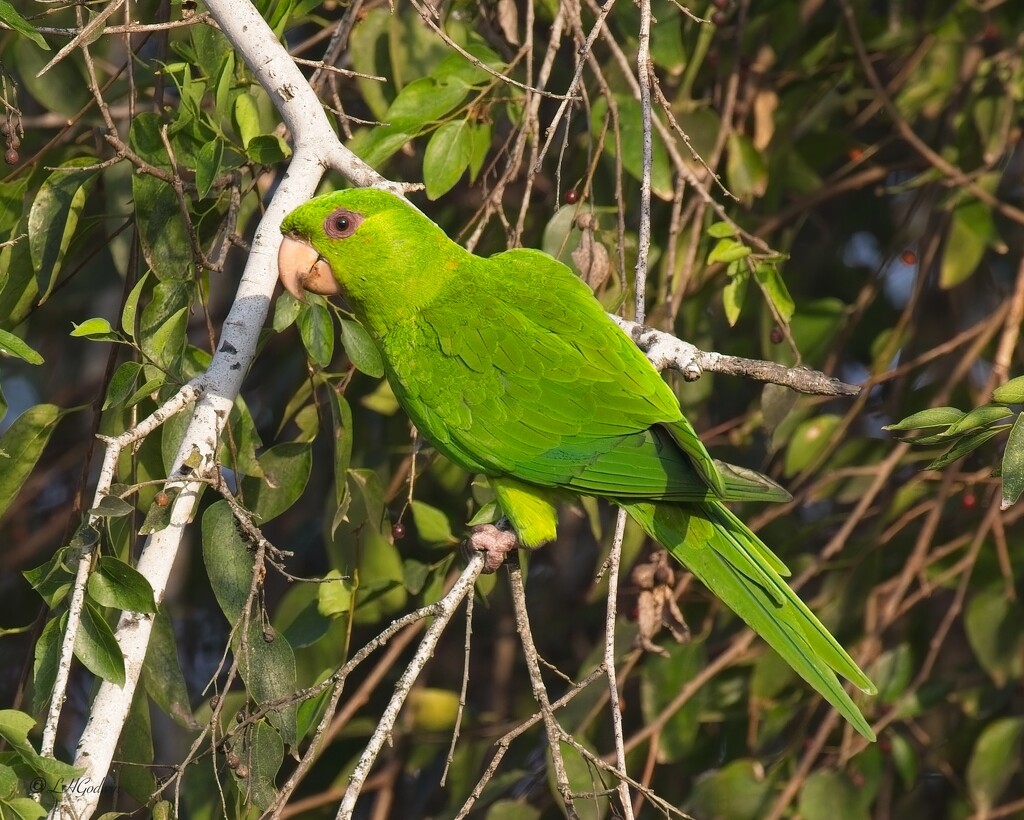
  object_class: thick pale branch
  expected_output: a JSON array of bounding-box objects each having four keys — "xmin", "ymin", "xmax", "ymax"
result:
[{"xmin": 612, "ymin": 316, "xmax": 861, "ymax": 397}]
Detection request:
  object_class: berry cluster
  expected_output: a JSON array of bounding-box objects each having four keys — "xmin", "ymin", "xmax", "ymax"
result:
[{"xmin": 1, "ymin": 115, "xmax": 21, "ymax": 165}]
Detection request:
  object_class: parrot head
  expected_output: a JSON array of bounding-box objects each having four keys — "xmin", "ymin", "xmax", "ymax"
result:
[{"xmin": 277, "ymin": 188, "xmax": 451, "ymax": 308}]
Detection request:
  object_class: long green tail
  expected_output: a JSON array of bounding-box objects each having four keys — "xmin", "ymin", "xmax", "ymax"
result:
[{"xmin": 622, "ymin": 499, "xmax": 876, "ymax": 740}]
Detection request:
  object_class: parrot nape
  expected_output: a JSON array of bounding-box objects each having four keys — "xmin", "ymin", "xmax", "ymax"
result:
[{"xmin": 277, "ymin": 188, "xmax": 876, "ymax": 740}]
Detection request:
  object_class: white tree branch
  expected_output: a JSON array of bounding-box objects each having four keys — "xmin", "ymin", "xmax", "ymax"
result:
[{"xmin": 46, "ymin": 0, "xmax": 382, "ymax": 813}]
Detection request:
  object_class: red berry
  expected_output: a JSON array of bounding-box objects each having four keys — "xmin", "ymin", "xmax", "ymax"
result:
[
  {"xmin": 4, "ymin": 148, "xmax": 18, "ymax": 165},
  {"xmin": 392, "ymin": 522, "xmax": 406, "ymax": 540},
  {"xmin": 770, "ymin": 326, "xmax": 784, "ymax": 344},
  {"xmin": 564, "ymin": 189, "xmax": 579, "ymax": 204},
  {"xmin": 848, "ymin": 147, "xmax": 864, "ymax": 161},
  {"xmin": 900, "ymin": 250, "xmax": 917, "ymax": 265},
  {"xmin": 962, "ymin": 492, "xmax": 977, "ymax": 510},
  {"xmin": 712, "ymin": 10, "xmax": 727, "ymax": 25},
  {"xmin": 155, "ymin": 491, "xmax": 170, "ymax": 507}
]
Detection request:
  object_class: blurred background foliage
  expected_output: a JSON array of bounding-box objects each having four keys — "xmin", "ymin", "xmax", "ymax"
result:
[{"xmin": 1, "ymin": 0, "xmax": 1024, "ymax": 816}]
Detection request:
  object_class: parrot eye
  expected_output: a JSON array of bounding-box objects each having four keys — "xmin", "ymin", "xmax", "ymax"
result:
[{"xmin": 324, "ymin": 208, "xmax": 361, "ymax": 239}]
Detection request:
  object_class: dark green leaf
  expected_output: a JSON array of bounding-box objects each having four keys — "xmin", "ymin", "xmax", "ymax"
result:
[
  {"xmin": 245, "ymin": 134, "xmax": 291, "ymax": 164},
  {"xmin": 13, "ymin": 40, "xmax": 88, "ymax": 116},
  {"xmin": 75, "ymin": 601, "xmax": 127, "ymax": 686},
  {"xmin": 966, "ymin": 718, "xmax": 1024, "ymax": 813},
  {"xmin": 965, "ymin": 585, "xmax": 1024, "ymax": 686},
  {"xmin": 142, "ymin": 606, "xmax": 198, "ymax": 729},
  {"xmin": 87, "ymin": 495, "xmax": 135, "ymax": 518},
  {"xmin": 1000, "ymin": 413, "xmax": 1024, "ymax": 508},
  {"xmin": 272, "ymin": 291, "xmax": 303, "ymax": 332},
  {"xmin": 0, "ymin": 404, "xmax": 67, "ymax": 521},
  {"xmin": 28, "ymin": 159, "xmax": 99, "ymax": 304},
  {"xmin": 726, "ymin": 132, "xmax": 768, "ymax": 204},
  {"xmin": 240, "ymin": 442, "xmax": 312, "ymax": 523},
  {"xmin": 103, "ymin": 361, "xmax": 143, "ymax": 410},
  {"xmin": 87, "ymin": 556, "xmax": 157, "ymax": 613},
  {"xmin": 340, "ymin": 317, "xmax": 385, "ymax": 377},
  {"xmin": 195, "ymin": 138, "xmax": 224, "ymax": 199},
  {"xmin": 235, "ymin": 719, "xmax": 284, "ymax": 810},
  {"xmin": 32, "ymin": 616, "xmax": 64, "ymax": 714},
  {"xmin": 329, "ymin": 389, "xmax": 353, "ymax": 510},
  {"xmin": 685, "ymin": 760, "xmax": 771, "ymax": 820},
  {"xmin": 798, "ymin": 770, "xmax": 869, "ymax": 820},
  {"xmin": 423, "ymin": 119, "xmax": 473, "ymax": 199},
  {"xmin": 130, "ymin": 160, "xmax": 192, "ymax": 280},
  {"xmin": 940, "ymin": 200, "xmax": 993, "ymax": 289}
]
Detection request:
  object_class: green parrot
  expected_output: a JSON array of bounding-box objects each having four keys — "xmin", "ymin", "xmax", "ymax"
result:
[{"xmin": 277, "ymin": 188, "xmax": 876, "ymax": 740}]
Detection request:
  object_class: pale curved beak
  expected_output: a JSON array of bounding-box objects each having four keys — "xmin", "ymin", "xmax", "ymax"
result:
[{"xmin": 278, "ymin": 235, "xmax": 340, "ymax": 299}]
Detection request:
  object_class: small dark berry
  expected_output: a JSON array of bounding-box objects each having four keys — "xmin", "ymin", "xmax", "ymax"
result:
[
  {"xmin": 210, "ymin": 695, "xmax": 220, "ymax": 709},
  {"xmin": 226, "ymin": 752, "xmax": 240, "ymax": 769},
  {"xmin": 4, "ymin": 149, "xmax": 18, "ymax": 165},
  {"xmin": 900, "ymin": 250, "xmax": 917, "ymax": 265},
  {"xmin": 770, "ymin": 326, "xmax": 784, "ymax": 344},
  {"xmin": 848, "ymin": 147, "xmax": 864, "ymax": 161},
  {"xmin": 564, "ymin": 189, "xmax": 579, "ymax": 204},
  {"xmin": 392, "ymin": 522, "xmax": 406, "ymax": 540},
  {"xmin": 712, "ymin": 0, "xmax": 729, "ymax": 8},
  {"xmin": 7, "ymin": 136, "xmax": 19, "ymax": 150},
  {"xmin": 712, "ymin": 10, "xmax": 727, "ymax": 25},
  {"xmin": 0, "ymin": 121, "xmax": 9, "ymax": 137}
]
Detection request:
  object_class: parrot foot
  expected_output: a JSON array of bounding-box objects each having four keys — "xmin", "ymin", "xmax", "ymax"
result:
[{"xmin": 466, "ymin": 518, "xmax": 518, "ymax": 573}]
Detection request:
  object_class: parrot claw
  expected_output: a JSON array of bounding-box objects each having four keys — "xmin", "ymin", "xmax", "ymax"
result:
[{"xmin": 466, "ymin": 519, "xmax": 518, "ymax": 573}]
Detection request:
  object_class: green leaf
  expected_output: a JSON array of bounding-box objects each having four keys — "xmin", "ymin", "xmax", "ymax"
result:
[
  {"xmin": 87, "ymin": 495, "xmax": 135, "ymax": 518},
  {"xmin": 0, "ymin": 404, "xmax": 66, "ymax": 521},
  {"xmin": 121, "ymin": 271, "xmax": 150, "ymax": 339},
  {"xmin": 939, "ymin": 200, "xmax": 993, "ymax": 288},
  {"xmin": 70, "ymin": 317, "xmax": 117, "ymax": 340},
  {"xmin": 884, "ymin": 407, "xmax": 965, "ymax": 432},
  {"xmin": 686, "ymin": 759, "xmax": 771, "ymax": 820},
  {"xmin": 235, "ymin": 720, "xmax": 285, "ymax": 811},
  {"xmin": 87, "ymin": 556, "xmax": 157, "ymax": 613},
  {"xmin": 722, "ymin": 269, "xmax": 749, "ymax": 326},
  {"xmin": 103, "ymin": 361, "xmax": 143, "ymax": 410},
  {"xmin": 966, "ymin": 718, "xmax": 1024, "ymax": 813},
  {"xmin": 0, "ymin": 0, "xmax": 49, "ymax": 49},
  {"xmin": 706, "ymin": 221, "xmax": 737, "ymax": 238},
  {"xmin": 142, "ymin": 606, "xmax": 197, "ymax": 729},
  {"xmin": 317, "ymin": 569, "xmax": 354, "ymax": 618},
  {"xmin": 144, "ymin": 306, "xmax": 189, "ymax": 373},
  {"xmin": 927, "ymin": 425, "xmax": 1009, "ymax": 471},
  {"xmin": 75, "ymin": 601, "xmax": 127, "ymax": 686},
  {"xmin": 798, "ymin": 770, "xmax": 869, "ymax": 820},
  {"xmin": 329, "ymin": 389, "xmax": 353, "ymax": 510},
  {"xmin": 33, "ymin": 616, "xmax": 63, "ymax": 714},
  {"xmin": 195, "ymin": 138, "xmax": 224, "ymax": 198},
  {"xmin": 939, "ymin": 404, "xmax": 1013, "ymax": 438},
  {"xmin": 245, "ymin": 134, "xmax": 291, "ymax": 164},
  {"xmin": 410, "ymin": 500, "xmax": 458, "ymax": 545},
  {"xmin": 726, "ymin": 132, "xmax": 768, "ymax": 204},
  {"xmin": 240, "ymin": 442, "xmax": 312, "ymax": 523},
  {"xmin": 272, "ymin": 290, "xmax": 303, "ymax": 332},
  {"xmin": 708, "ymin": 237, "xmax": 751, "ymax": 265},
  {"xmin": 233, "ymin": 92, "xmax": 261, "ymax": 147},
  {"xmin": 783, "ymin": 414, "xmax": 842, "ymax": 477},
  {"xmin": 754, "ymin": 262, "xmax": 796, "ymax": 324},
  {"xmin": 28, "ymin": 159, "xmax": 99, "ymax": 304},
  {"xmin": 467, "ymin": 120, "xmax": 491, "ymax": 182},
  {"xmin": 993, "ymin": 375, "xmax": 1024, "ymax": 405},
  {"xmin": 12, "ymin": 40, "xmax": 88, "ymax": 117},
  {"xmin": 0, "ymin": 329, "xmax": 43, "ymax": 364},
  {"xmin": 298, "ymin": 301, "xmax": 334, "ymax": 368},
  {"xmin": 423, "ymin": 119, "xmax": 473, "ymax": 199},
  {"xmin": 1000, "ymin": 413, "xmax": 1024, "ymax": 508},
  {"xmin": 965, "ymin": 585, "xmax": 1024, "ymax": 686},
  {"xmin": 340, "ymin": 317, "xmax": 385, "ymax": 377}
]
